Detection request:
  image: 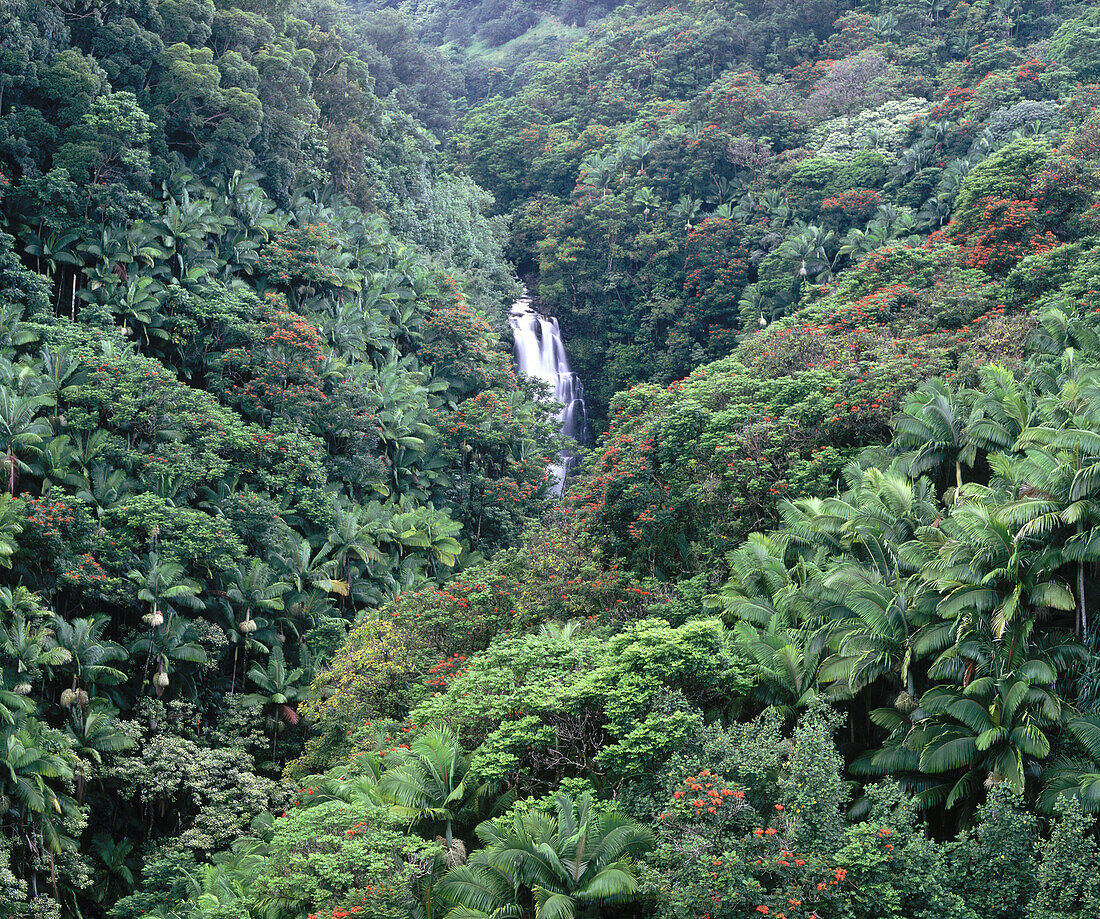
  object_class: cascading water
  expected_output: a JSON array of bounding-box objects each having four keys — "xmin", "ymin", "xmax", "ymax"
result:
[{"xmin": 508, "ymin": 289, "xmax": 586, "ymax": 495}]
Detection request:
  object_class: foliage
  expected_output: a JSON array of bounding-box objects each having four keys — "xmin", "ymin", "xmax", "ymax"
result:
[{"xmin": 9, "ymin": 0, "xmax": 1100, "ymax": 914}]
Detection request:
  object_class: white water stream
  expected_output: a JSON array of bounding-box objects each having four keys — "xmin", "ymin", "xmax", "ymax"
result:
[{"xmin": 508, "ymin": 290, "xmax": 586, "ymax": 495}]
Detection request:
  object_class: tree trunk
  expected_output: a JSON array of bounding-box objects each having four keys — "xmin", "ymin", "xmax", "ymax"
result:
[
  {"xmin": 1079, "ymin": 560, "xmax": 1088, "ymax": 641},
  {"xmin": 1078, "ymin": 522, "xmax": 1087, "ymax": 640}
]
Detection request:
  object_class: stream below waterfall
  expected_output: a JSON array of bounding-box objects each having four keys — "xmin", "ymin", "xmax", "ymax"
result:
[{"xmin": 508, "ymin": 289, "xmax": 586, "ymax": 496}]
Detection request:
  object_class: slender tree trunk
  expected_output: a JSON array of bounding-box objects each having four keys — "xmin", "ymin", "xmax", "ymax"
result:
[
  {"xmin": 1078, "ymin": 522, "xmax": 1087, "ymax": 640},
  {"xmin": 1079, "ymin": 560, "xmax": 1088, "ymax": 641}
]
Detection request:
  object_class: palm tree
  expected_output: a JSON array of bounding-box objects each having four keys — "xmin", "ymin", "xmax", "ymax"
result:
[
  {"xmin": 838, "ymin": 207, "xmax": 921, "ymax": 261},
  {"xmin": 115, "ymin": 275, "xmax": 168, "ymax": 350},
  {"xmin": 0, "ymin": 385, "xmax": 52, "ymax": 494},
  {"xmin": 966, "ymin": 364, "xmax": 1034, "ymax": 454},
  {"xmin": 89, "ymin": 834, "xmax": 138, "ymax": 908},
  {"xmin": 781, "ymin": 225, "xmax": 836, "ymax": 284},
  {"xmin": 539, "ymin": 621, "xmax": 585, "ymax": 643},
  {"xmin": 44, "ymin": 615, "xmax": 128, "ymax": 693},
  {"xmin": 907, "ymin": 637, "xmax": 1074, "ymax": 812},
  {"xmin": 710, "ymin": 532, "xmax": 814, "ymax": 627},
  {"xmin": 436, "ymin": 861, "xmax": 520, "ymax": 918},
  {"xmin": 443, "ymin": 791, "xmax": 654, "ymax": 919},
  {"xmin": 148, "ymin": 187, "xmax": 227, "ymax": 282},
  {"xmin": 223, "ymin": 559, "xmax": 287, "ymax": 692},
  {"xmin": 0, "ymin": 589, "xmax": 59, "ymax": 726},
  {"xmin": 1037, "ymin": 712, "xmax": 1100, "ymax": 813},
  {"xmin": 35, "ymin": 344, "xmax": 83, "ymax": 422},
  {"xmin": 734, "ymin": 621, "xmax": 822, "ymax": 718},
  {"xmin": 77, "ymin": 226, "xmax": 135, "ymax": 292},
  {"xmin": 1005, "ymin": 399, "xmax": 1100, "ymax": 639},
  {"xmin": 126, "ymin": 552, "xmax": 205, "ymax": 690},
  {"xmin": 857, "ymin": 621, "xmax": 1082, "ymax": 818},
  {"xmin": 921, "ymin": 489, "xmax": 1075, "ymax": 645},
  {"xmin": 75, "ymin": 463, "xmax": 135, "ymax": 521},
  {"xmin": 241, "ymin": 647, "xmax": 304, "ymax": 756},
  {"xmin": 321, "ymin": 501, "xmax": 384, "ymax": 612},
  {"xmin": 128, "ymin": 613, "xmax": 209, "ymax": 700},
  {"xmin": 27, "ymin": 436, "xmax": 83, "ymax": 493},
  {"xmin": 0, "ymin": 597, "xmax": 67, "ymax": 679},
  {"xmin": 631, "ymin": 187, "xmax": 662, "ymax": 220},
  {"xmin": 1028, "ymin": 307, "xmax": 1100, "ymax": 360},
  {"xmin": 788, "ymin": 467, "xmax": 942, "ymax": 698},
  {"xmin": 378, "ymin": 724, "xmax": 487, "ymax": 853},
  {"xmin": 127, "ymin": 552, "xmax": 204, "ymax": 625},
  {"xmin": 0, "ymin": 719, "xmax": 81, "ymax": 891},
  {"xmin": 296, "ymin": 758, "xmax": 385, "ymax": 811},
  {"xmin": 891, "ymin": 378, "xmax": 975, "ymax": 495},
  {"xmin": 19, "ymin": 227, "xmax": 82, "ymax": 316},
  {"xmin": 272, "ymin": 533, "xmax": 346, "ymax": 607},
  {"xmin": 62, "ymin": 700, "xmax": 133, "ymax": 802},
  {"xmin": 815, "ymin": 569, "xmax": 936, "ymax": 699}
]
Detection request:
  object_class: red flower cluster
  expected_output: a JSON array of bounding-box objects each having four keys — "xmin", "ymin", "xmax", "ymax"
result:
[{"xmin": 424, "ymin": 653, "xmax": 469, "ymax": 689}]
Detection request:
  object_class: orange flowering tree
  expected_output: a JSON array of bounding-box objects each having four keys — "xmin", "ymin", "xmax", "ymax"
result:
[
  {"xmin": 645, "ymin": 709, "xmax": 965, "ymax": 919},
  {"xmin": 679, "ymin": 216, "xmax": 752, "ymax": 360},
  {"xmin": 248, "ymin": 796, "xmax": 438, "ymax": 919},
  {"xmin": 417, "ymin": 275, "xmax": 514, "ymax": 399},
  {"xmin": 958, "ymin": 198, "xmax": 1058, "ymax": 276},
  {"xmin": 258, "ymin": 223, "xmax": 356, "ymax": 308},
  {"xmin": 214, "ymin": 293, "xmax": 331, "ymax": 428},
  {"xmin": 820, "ymin": 189, "xmax": 882, "ymax": 232}
]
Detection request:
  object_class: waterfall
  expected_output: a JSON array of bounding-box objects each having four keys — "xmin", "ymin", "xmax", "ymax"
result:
[{"xmin": 508, "ymin": 290, "xmax": 586, "ymax": 495}]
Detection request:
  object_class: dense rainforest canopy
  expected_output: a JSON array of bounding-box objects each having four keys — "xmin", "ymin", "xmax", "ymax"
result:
[{"xmin": 5, "ymin": 0, "xmax": 1100, "ymax": 916}]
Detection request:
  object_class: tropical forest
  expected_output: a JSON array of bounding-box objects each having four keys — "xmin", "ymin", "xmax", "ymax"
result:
[{"xmin": 5, "ymin": 0, "xmax": 1100, "ymax": 915}]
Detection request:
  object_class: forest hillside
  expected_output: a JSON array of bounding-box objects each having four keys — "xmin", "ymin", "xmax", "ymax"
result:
[{"xmin": 4, "ymin": 0, "xmax": 1100, "ymax": 917}]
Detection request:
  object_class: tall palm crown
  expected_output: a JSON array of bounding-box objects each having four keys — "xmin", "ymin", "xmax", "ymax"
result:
[
  {"xmin": 378, "ymin": 724, "xmax": 483, "ymax": 851},
  {"xmin": 441, "ymin": 791, "xmax": 653, "ymax": 919}
]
